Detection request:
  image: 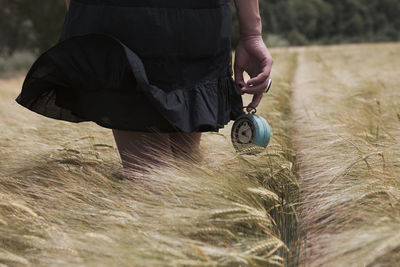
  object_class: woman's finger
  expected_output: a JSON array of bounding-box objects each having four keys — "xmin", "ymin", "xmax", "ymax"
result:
[
  {"xmin": 247, "ymin": 64, "xmax": 272, "ymax": 85},
  {"xmin": 247, "ymin": 56, "xmax": 273, "ymax": 86},
  {"xmin": 234, "ymin": 65, "xmax": 246, "ymax": 88},
  {"xmin": 234, "ymin": 66, "xmax": 247, "ymax": 95},
  {"xmin": 247, "ymin": 93, "xmax": 263, "ymax": 110},
  {"xmin": 240, "ymin": 79, "xmax": 269, "ymax": 95},
  {"xmin": 247, "ymin": 71, "xmax": 269, "ymax": 86}
]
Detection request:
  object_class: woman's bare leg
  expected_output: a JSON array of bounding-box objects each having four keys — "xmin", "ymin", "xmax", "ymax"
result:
[
  {"xmin": 168, "ymin": 132, "xmax": 202, "ymax": 161},
  {"xmin": 112, "ymin": 129, "xmax": 173, "ymax": 175}
]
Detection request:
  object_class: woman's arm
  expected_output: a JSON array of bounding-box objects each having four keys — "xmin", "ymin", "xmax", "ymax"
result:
[
  {"xmin": 65, "ymin": 0, "xmax": 71, "ymax": 10},
  {"xmin": 234, "ymin": 0, "xmax": 273, "ymax": 111},
  {"xmin": 234, "ymin": 0, "xmax": 262, "ymax": 39}
]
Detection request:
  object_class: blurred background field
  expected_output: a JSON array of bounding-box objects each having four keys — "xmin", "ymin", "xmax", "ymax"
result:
[{"xmin": 1, "ymin": 0, "xmax": 400, "ymax": 57}]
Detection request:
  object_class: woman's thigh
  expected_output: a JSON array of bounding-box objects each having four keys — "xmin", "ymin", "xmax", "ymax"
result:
[
  {"xmin": 112, "ymin": 129, "xmax": 172, "ymax": 172},
  {"xmin": 168, "ymin": 132, "xmax": 202, "ymax": 159}
]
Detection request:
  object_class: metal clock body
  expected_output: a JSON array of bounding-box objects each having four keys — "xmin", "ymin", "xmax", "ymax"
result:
[
  {"xmin": 231, "ymin": 78, "xmax": 272, "ymax": 152},
  {"xmin": 231, "ymin": 110, "xmax": 271, "ymax": 152}
]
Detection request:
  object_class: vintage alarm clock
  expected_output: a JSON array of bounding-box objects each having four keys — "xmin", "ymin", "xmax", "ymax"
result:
[{"xmin": 231, "ymin": 79, "xmax": 272, "ymax": 152}]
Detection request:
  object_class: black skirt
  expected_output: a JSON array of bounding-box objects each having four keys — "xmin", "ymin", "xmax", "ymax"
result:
[{"xmin": 15, "ymin": 0, "xmax": 244, "ymax": 133}]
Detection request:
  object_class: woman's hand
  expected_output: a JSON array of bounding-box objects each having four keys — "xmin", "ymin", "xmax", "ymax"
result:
[
  {"xmin": 234, "ymin": 35, "xmax": 273, "ymax": 112},
  {"xmin": 66, "ymin": 0, "xmax": 71, "ymax": 10},
  {"xmin": 233, "ymin": 0, "xmax": 273, "ymax": 112}
]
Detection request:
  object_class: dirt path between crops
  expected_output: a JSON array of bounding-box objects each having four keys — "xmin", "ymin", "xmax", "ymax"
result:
[
  {"xmin": 289, "ymin": 46, "xmax": 329, "ymax": 266},
  {"xmin": 288, "ymin": 47, "xmax": 309, "ymax": 267},
  {"xmin": 290, "ymin": 47, "xmax": 315, "ymax": 149},
  {"xmin": 289, "ymin": 45, "xmax": 342, "ymax": 266}
]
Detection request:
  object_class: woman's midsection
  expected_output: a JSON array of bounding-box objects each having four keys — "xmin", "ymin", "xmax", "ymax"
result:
[
  {"xmin": 72, "ymin": 0, "xmax": 230, "ymax": 9},
  {"xmin": 63, "ymin": 0, "xmax": 232, "ymax": 58}
]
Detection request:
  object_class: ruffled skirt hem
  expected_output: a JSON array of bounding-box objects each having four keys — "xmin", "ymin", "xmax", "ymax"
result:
[{"xmin": 15, "ymin": 33, "xmax": 245, "ymax": 133}]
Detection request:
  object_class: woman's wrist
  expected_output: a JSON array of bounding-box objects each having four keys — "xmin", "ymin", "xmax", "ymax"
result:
[
  {"xmin": 238, "ymin": 14, "xmax": 262, "ymax": 39},
  {"xmin": 239, "ymin": 33, "xmax": 263, "ymax": 43}
]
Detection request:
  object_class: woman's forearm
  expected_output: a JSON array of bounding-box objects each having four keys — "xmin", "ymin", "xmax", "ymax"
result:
[
  {"xmin": 65, "ymin": 0, "xmax": 71, "ymax": 10},
  {"xmin": 234, "ymin": 0, "xmax": 262, "ymax": 39}
]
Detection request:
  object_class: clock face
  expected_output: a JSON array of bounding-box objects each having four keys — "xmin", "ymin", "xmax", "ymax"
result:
[{"xmin": 232, "ymin": 118, "xmax": 255, "ymax": 146}]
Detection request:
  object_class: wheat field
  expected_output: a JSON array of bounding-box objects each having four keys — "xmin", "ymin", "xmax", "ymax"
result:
[
  {"xmin": 292, "ymin": 43, "xmax": 400, "ymax": 266},
  {"xmin": 0, "ymin": 49, "xmax": 298, "ymax": 266},
  {"xmin": 1, "ymin": 43, "xmax": 399, "ymax": 266}
]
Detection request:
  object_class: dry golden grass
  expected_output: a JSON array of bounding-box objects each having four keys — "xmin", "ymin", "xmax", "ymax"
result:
[
  {"xmin": 4, "ymin": 42, "xmax": 399, "ymax": 266},
  {"xmin": 0, "ymin": 50, "xmax": 299, "ymax": 266},
  {"xmin": 292, "ymin": 43, "xmax": 400, "ymax": 266}
]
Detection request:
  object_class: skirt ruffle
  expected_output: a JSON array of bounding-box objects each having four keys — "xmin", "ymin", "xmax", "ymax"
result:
[{"xmin": 15, "ymin": 33, "xmax": 244, "ymax": 133}]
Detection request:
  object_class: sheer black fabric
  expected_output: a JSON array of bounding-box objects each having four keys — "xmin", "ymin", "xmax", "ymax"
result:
[{"xmin": 15, "ymin": 0, "xmax": 244, "ymax": 133}]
